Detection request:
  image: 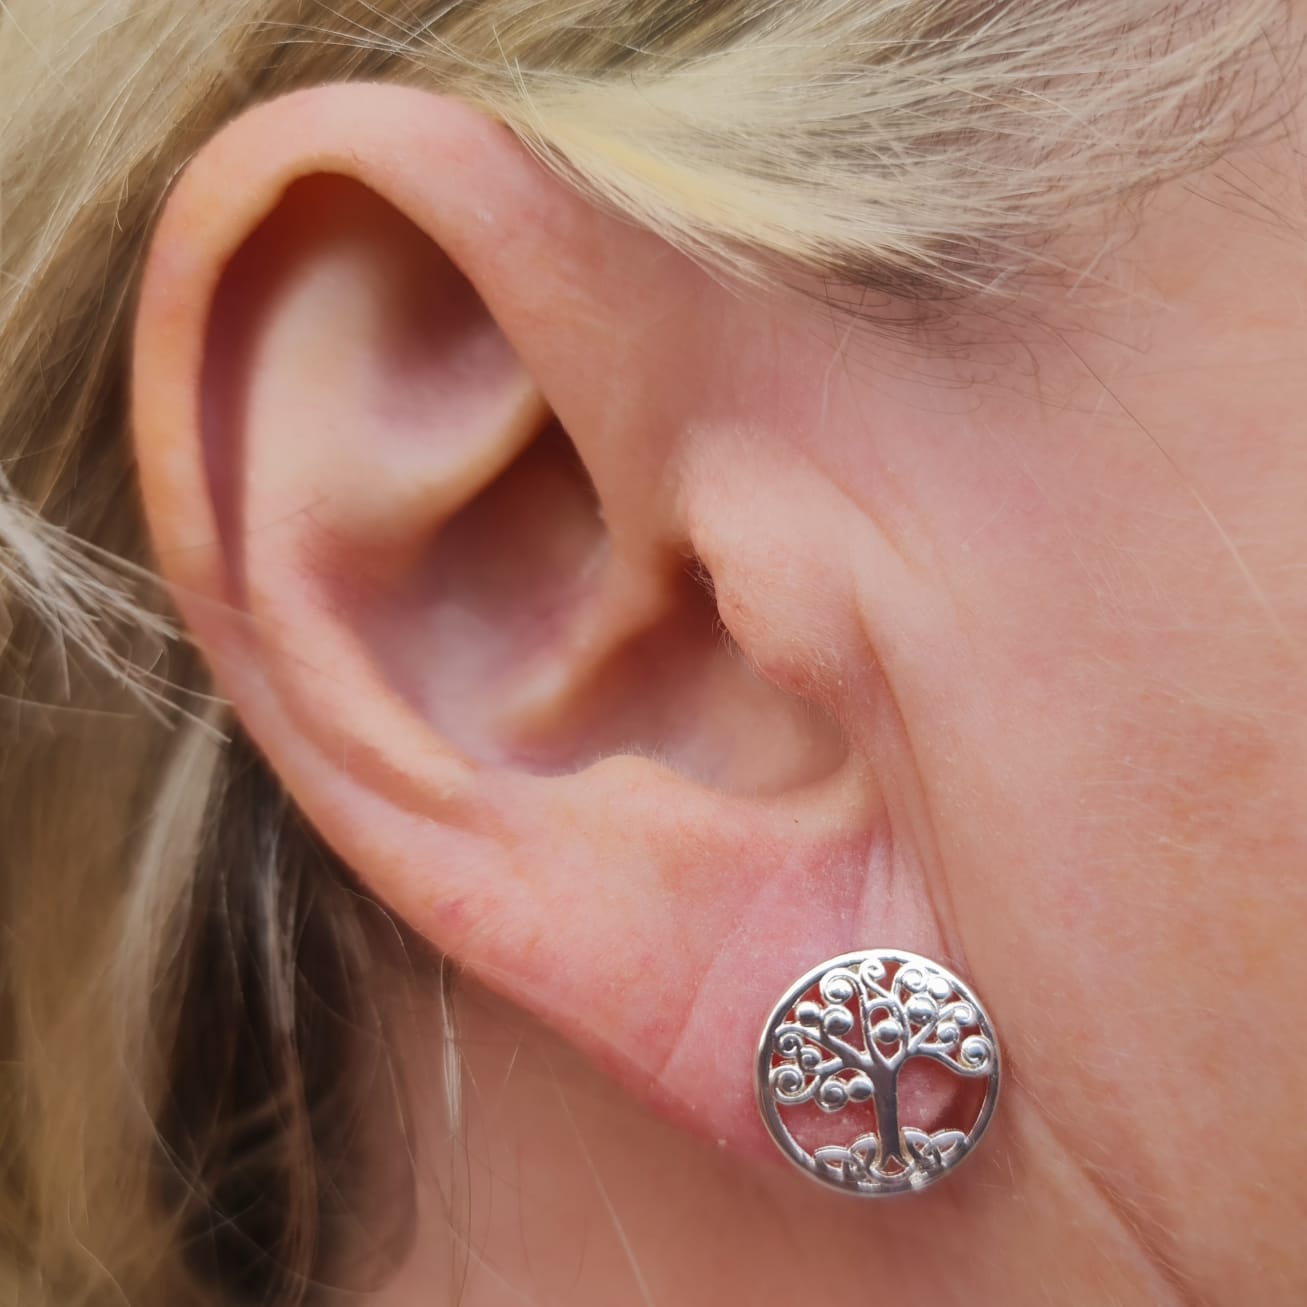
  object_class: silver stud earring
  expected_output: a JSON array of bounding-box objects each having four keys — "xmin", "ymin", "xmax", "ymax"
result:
[{"xmin": 755, "ymin": 949, "xmax": 1000, "ymax": 1196}]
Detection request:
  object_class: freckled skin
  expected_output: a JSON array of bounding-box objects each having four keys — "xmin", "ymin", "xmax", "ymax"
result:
[{"xmin": 133, "ymin": 54, "xmax": 1307, "ymax": 1307}]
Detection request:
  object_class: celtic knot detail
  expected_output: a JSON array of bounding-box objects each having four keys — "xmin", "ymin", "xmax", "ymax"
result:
[{"xmin": 755, "ymin": 949, "xmax": 1001, "ymax": 1196}]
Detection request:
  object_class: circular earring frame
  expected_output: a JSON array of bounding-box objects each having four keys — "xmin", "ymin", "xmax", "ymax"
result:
[{"xmin": 755, "ymin": 948, "xmax": 1000, "ymax": 1196}]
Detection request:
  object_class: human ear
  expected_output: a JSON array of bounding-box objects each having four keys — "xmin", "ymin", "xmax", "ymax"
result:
[{"xmin": 131, "ymin": 82, "xmax": 947, "ymax": 1162}]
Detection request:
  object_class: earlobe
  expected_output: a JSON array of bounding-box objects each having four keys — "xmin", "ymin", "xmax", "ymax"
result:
[{"xmin": 131, "ymin": 82, "xmax": 929, "ymax": 1168}]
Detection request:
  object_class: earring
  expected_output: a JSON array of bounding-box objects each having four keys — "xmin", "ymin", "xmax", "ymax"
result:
[{"xmin": 755, "ymin": 948, "xmax": 1000, "ymax": 1196}]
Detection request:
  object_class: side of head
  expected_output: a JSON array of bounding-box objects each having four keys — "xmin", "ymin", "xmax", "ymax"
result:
[{"xmin": 2, "ymin": 3, "xmax": 1305, "ymax": 1304}]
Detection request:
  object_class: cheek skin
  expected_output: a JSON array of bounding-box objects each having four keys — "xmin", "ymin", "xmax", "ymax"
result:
[
  {"xmin": 593, "ymin": 173, "xmax": 1307, "ymax": 1293},
  {"xmin": 780, "ymin": 270, "xmax": 1307, "ymax": 1293},
  {"xmin": 670, "ymin": 148, "xmax": 1307, "ymax": 1291}
]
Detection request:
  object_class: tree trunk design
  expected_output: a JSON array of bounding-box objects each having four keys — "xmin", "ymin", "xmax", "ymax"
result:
[{"xmin": 871, "ymin": 1067, "xmax": 902, "ymax": 1169}]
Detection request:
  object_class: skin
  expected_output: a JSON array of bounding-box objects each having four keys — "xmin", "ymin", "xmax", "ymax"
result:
[{"xmin": 132, "ymin": 53, "xmax": 1307, "ymax": 1307}]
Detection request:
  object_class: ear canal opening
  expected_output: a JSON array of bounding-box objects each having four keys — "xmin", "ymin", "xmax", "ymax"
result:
[{"xmin": 364, "ymin": 418, "xmax": 849, "ymax": 798}]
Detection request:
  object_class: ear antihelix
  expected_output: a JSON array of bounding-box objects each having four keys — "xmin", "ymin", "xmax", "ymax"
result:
[{"xmin": 200, "ymin": 172, "xmax": 547, "ymax": 595}]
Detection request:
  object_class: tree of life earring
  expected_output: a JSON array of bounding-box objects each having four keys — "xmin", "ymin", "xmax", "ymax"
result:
[{"xmin": 755, "ymin": 949, "xmax": 1000, "ymax": 1196}]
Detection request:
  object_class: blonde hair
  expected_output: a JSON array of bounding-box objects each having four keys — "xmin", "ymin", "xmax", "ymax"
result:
[{"xmin": 0, "ymin": 1, "xmax": 1290, "ymax": 1302}]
